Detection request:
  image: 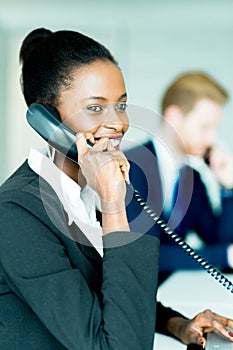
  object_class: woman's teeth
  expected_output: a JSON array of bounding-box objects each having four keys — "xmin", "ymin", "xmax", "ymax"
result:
[{"xmin": 110, "ymin": 138, "xmax": 121, "ymax": 147}]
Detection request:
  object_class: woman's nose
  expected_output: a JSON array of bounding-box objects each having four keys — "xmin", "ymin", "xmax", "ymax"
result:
[{"xmin": 102, "ymin": 106, "xmax": 128, "ymax": 131}]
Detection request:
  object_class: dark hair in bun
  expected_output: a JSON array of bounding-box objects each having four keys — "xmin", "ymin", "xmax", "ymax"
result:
[
  {"xmin": 19, "ymin": 28, "xmax": 52, "ymax": 65},
  {"xmin": 19, "ymin": 27, "xmax": 117, "ymax": 106}
]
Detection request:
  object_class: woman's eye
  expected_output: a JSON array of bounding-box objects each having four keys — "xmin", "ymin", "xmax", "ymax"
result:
[
  {"xmin": 86, "ymin": 105, "xmax": 103, "ymax": 113},
  {"xmin": 115, "ymin": 102, "xmax": 127, "ymax": 112}
]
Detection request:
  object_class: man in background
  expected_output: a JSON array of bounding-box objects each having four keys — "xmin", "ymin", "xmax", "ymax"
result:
[{"xmin": 126, "ymin": 71, "xmax": 233, "ymax": 284}]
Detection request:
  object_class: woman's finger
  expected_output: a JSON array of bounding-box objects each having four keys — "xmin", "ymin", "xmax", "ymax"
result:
[
  {"xmin": 76, "ymin": 132, "xmax": 94, "ymax": 162},
  {"xmin": 120, "ymin": 163, "xmax": 130, "ymax": 183},
  {"xmin": 91, "ymin": 138, "xmax": 115, "ymax": 152},
  {"xmin": 208, "ymin": 318, "xmax": 233, "ymax": 341}
]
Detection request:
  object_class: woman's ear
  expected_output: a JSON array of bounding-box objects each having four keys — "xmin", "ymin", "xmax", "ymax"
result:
[{"xmin": 163, "ymin": 104, "xmax": 184, "ymax": 128}]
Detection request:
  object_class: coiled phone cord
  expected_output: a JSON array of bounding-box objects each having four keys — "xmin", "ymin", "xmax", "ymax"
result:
[{"xmin": 127, "ymin": 181, "xmax": 233, "ymax": 294}]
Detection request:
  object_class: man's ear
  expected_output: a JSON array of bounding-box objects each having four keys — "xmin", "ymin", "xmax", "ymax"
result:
[{"xmin": 163, "ymin": 104, "xmax": 184, "ymax": 127}]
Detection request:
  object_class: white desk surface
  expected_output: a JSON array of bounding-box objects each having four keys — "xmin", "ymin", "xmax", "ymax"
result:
[{"xmin": 153, "ymin": 270, "xmax": 233, "ymax": 349}]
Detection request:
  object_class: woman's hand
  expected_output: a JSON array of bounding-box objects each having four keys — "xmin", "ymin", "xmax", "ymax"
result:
[
  {"xmin": 76, "ymin": 133, "xmax": 129, "ymax": 199},
  {"xmin": 167, "ymin": 309, "xmax": 233, "ymax": 348},
  {"xmin": 76, "ymin": 133, "xmax": 130, "ymax": 234}
]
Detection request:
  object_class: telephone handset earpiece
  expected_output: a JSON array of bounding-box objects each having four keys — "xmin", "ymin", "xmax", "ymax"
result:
[
  {"xmin": 26, "ymin": 103, "xmax": 93, "ymax": 164},
  {"xmin": 27, "ymin": 103, "xmax": 233, "ymax": 294}
]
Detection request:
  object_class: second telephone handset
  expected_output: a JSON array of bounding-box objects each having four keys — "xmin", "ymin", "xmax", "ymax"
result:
[{"xmin": 26, "ymin": 102, "xmax": 233, "ymax": 294}]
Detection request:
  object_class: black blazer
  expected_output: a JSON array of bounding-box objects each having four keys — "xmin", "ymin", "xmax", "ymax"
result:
[
  {"xmin": 0, "ymin": 161, "xmax": 182, "ymax": 349},
  {"xmin": 125, "ymin": 141, "xmax": 233, "ymax": 279}
]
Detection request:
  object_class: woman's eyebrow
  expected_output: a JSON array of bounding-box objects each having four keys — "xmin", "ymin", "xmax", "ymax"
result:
[
  {"xmin": 118, "ymin": 93, "xmax": 127, "ymax": 100},
  {"xmin": 82, "ymin": 93, "xmax": 127, "ymax": 102},
  {"xmin": 83, "ymin": 96, "xmax": 107, "ymax": 101}
]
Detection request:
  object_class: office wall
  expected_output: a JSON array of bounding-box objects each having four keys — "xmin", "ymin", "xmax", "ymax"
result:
[
  {"xmin": 0, "ymin": 0, "xmax": 233, "ymax": 183},
  {"xmin": 0, "ymin": 27, "xmax": 8, "ymax": 184}
]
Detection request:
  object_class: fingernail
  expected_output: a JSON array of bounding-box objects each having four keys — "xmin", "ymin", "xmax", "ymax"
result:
[
  {"xmin": 200, "ymin": 340, "xmax": 205, "ymax": 348},
  {"xmin": 228, "ymin": 331, "xmax": 233, "ymax": 337},
  {"xmin": 124, "ymin": 173, "xmax": 129, "ymax": 183}
]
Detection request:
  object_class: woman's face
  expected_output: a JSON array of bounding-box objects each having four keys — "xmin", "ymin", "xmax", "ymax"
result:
[{"xmin": 57, "ymin": 60, "xmax": 129, "ymax": 150}]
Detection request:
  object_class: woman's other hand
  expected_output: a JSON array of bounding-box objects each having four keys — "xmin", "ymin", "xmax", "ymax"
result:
[{"xmin": 167, "ymin": 309, "xmax": 233, "ymax": 348}]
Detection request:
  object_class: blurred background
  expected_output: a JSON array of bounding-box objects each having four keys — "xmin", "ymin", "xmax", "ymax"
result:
[{"xmin": 1, "ymin": 0, "xmax": 233, "ymax": 184}]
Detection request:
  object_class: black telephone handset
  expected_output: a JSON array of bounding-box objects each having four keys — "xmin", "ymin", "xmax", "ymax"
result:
[
  {"xmin": 204, "ymin": 147, "xmax": 211, "ymax": 166},
  {"xmin": 27, "ymin": 103, "xmax": 233, "ymax": 294},
  {"xmin": 26, "ymin": 103, "xmax": 93, "ymax": 164}
]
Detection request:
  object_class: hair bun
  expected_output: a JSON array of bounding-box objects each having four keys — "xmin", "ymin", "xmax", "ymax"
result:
[{"xmin": 19, "ymin": 28, "xmax": 52, "ymax": 64}]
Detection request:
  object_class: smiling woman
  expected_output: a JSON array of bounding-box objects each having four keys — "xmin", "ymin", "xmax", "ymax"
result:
[
  {"xmin": 0, "ymin": 27, "xmax": 161, "ymax": 350},
  {"xmin": 0, "ymin": 27, "xmax": 233, "ymax": 350}
]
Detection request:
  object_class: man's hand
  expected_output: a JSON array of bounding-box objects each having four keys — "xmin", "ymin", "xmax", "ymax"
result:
[{"xmin": 209, "ymin": 147, "xmax": 233, "ymax": 189}]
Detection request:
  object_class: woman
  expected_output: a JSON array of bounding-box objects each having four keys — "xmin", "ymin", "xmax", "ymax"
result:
[{"xmin": 0, "ymin": 27, "xmax": 232, "ymax": 349}]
